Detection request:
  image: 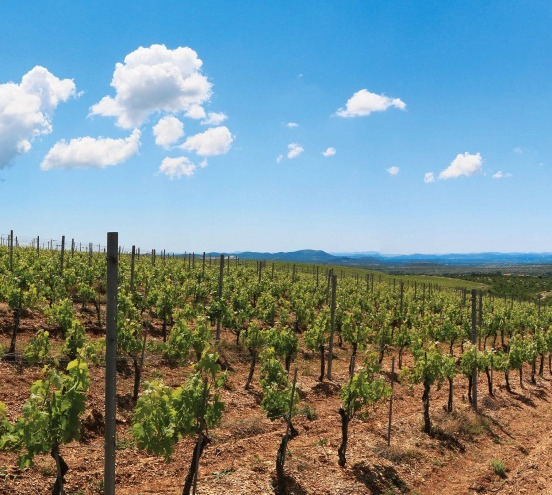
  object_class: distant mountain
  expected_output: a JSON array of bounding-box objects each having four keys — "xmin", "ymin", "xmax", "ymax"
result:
[
  {"xmin": 236, "ymin": 249, "xmax": 337, "ymax": 263},
  {"xmin": 229, "ymin": 250, "xmax": 552, "ymax": 267}
]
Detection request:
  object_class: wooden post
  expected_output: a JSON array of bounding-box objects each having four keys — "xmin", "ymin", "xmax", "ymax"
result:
[
  {"xmin": 71, "ymin": 238, "xmax": 75, "ymax": 257},
  {"xmin": 399, "ymin": 281, "xmax": 404, "ymax": 316},
  {"xmin": 130, "ymin": 245, "xmax": 136, "ymax": 293},
  {"xmin": 327, "ymin": 275, "xmax": 337, "ymax": 380},
  {"xmin": 60, "ymin": 235, "xmax": 65, "ymax": 276},
  {"xmin": 471, "ymin": 289, "xmax": 478, "ymax": 411},
  {"xmin": 202, "ymin": 252, "xmax": 206, "ymax": 278},
  {"xmin": 9, "ymin": 229, "xmax": 13, "ymax": 271},
  {"xmin": 216, "ymin": 254, "xmax": 224, "ymax": 340},
  {"xmin": 387, "ymin": 357, "xmax": 395, "ymax": 446},
  {"xmin": 478, "ymin": 290, "xmax": 483, "ymax": 350},
  {"xmin": 105, "ymin": 232, "xmax": 118, "ymax": 495}
]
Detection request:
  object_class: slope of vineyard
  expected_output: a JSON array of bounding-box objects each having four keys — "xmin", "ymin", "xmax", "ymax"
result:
[{"xmin": 0, "ymin": 242, "xmax": 551, "ymax": 495}]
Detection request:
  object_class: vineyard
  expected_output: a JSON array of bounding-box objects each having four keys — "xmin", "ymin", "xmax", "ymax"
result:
[{"xmin": 1, "ymin": 233, "xmax": 552, "ymax": 495}]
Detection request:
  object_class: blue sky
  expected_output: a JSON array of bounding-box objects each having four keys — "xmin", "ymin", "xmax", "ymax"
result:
[{"xmin": 0, "ymin": 1, "xmax": 550, "ymax": 253}]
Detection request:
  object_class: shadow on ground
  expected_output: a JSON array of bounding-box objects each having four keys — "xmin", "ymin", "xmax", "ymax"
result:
[{"xmin": 352, "ymin": 463, "xmax": 410, "ymax": 494}]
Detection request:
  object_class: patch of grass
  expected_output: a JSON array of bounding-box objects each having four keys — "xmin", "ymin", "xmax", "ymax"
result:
[
  {"xmin": 490, "ymin": 459, "xmax": 507, "ymax": 478},
  {"xmin": 301, "ymin": 404, "xmax": 318, "ymax": 421},
  {"xmin": 315, "ymin": 437, "xmax": 328, "ymax": 447},
  {"xmin": 212, "ymin": 467, "xmax": 234, "ymax": 479},
  {"xmin": 377, "ymin": 444, "xmax": 423, "ymax": 466}
]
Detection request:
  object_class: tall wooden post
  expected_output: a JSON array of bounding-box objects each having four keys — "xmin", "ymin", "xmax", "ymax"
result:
[
  {"xmin": 105, "ymin": 232, "xmax": 118, "ymax": 495},
  {"xmin": 216, "ymin": 254, "xmax": 224, "ymax": 340},
  {"xmin": 327, "ymin": 275, "xmax": 337, "ymax": 380},
  {"xmin": 60, "ymin": 235, "xmax": 65, "ymax": 276},
  {"xmin": 9, "ymin": 229, "xmax": 13, "ymax": 271},
  {"xmin": 387, "ymin": 357, "xmax": 395, "ymax": 446},
  {"xmin": 478, "ymin": 290, "xmax": 483, "ymax": 349},
  {"xmin": 130, "ymin": 245, "xmax": 136, "ymax": 293}
]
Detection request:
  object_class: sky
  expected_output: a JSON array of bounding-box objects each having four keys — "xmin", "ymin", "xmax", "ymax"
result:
[{"xmin": 0, "ymin": 1, "xmax": 550, "ymax": 254}]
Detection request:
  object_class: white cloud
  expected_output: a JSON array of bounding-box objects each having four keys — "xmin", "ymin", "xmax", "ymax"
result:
[
  {"xmin": 492, "ymin": 171, "xmax": 512, "ymax": 179},
  {"xmin": 181, "ymin": 126, "xmax": 233, "ymax": 156},
  {"xmin": 159, "ymin": 156, "xmax": 196, "ymax": 179},
  {"xmin": 513, "ymin": 147, "xmax": 523, "ymax": 154},
  {"xmin": 387, "ymin": 166, "xmax": 399, "ymax": 176},
  {"xmin": 424, "ymin": 172, "xmax": 435, "ymax": 184},
  {"xmin": 439, "ymin": 152, "xmax": 483, "ymax": 179},
  {"xmin": 199, "ymin": 159, "xmax": 208, "ymax": 168},
  {"xmin": 201, "ymin": 112, "xmax": 227, "ymax": 126},
  {"xmin": 276, "ymin": 154, "xmax": 284, "ymax": 163},
  {"xmin": 41, "ymin": 129, "xmax": 141, "ymax": 171},
  {"xmin": 287, "ymin": 122, "xmax": 299, "ymax": 128},
  {"xmin": 287, "ymin": 143, "xmax": 304, "ymax": 159},
  {"xmin": 90, "ymin": 44, "xmax": 212, "ymax": 128},
  {"xmin": 153, "ymin": 116, "xmax": 184, "ymax": 148},
  {"xmin": 185, "ymin": 104, "xmax": 206, "ymax": 120},
  {"xmin": 322, "ymin": 147, "xmax": 336, "ymax": 157},
  {"xmin": 336, "ymin": 89, "xmax": 406, "ymax": 118},
  {"xmin": 0, "ymin": 66, "xmax": 76, "ymax": 168}
]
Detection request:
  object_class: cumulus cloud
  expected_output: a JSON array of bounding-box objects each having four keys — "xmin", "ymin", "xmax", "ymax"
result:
[
  {"xmin": 181, "ymin": 126, "xmax": 233, "ymax": 156},
  {"xmin": 336, "ymin": 89, "xmax": 406, "ymax": 118},
  {"xmin": 159, "ymin": 156, "xmax": 196, "ymax": 179},
  {"xmin": 287, "ymin": 122, "xmax": 299, "ymax": 128},
  {"xmin": 201, "ymin": 112, "xmax": 227, "ymax": 126},
  {"xmin": 41, "ymin": 129, "xmax": 141, "ymax": 171},
  {"xmin": 492, "ymin": 171, "xmax": 512, "ymax": 179},
  {"xmin": 287, "ymin": 143, "xmax": 304, "ymax": 159},
  {"xmin": 185, "ymin": 104, "xmax": 206, "ymax": 120},
  {"xmin": 153, "ymin": 116, "xmax": 184, "ymax": 148},
  {"xmin": 424, "ymin": 172, "xmax": 435, "ymax": 184},
  {"xmin": 322, "ymin": 147, "xmax": 336, "ymax": 157},
  {"xmin": 0, "ymin": 66, "xmax": 76, "ymax": 168},
  {"xmin": 439, "ymin": 152, "xmax": 483, "ymax": 179},
  {"xmin": 90, "ymin": 44, "xmax": 212, "ymax": 128},
  {"xmin": 387, "ymin": 166, "xmax": 399, "ymax": 176},
  {"xmin": 276, "ymin": 154, "xmax": 284, "ymax": 163}
]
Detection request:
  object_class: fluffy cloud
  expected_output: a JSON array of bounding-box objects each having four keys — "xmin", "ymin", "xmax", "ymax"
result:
[
  {"xmin": 181, "ymin": 126, "xmax": 233, "ymax": 156},
  {"xmin": 287, "ymin": 143, "xmax": 304, "ymax": 159},
  {"xmin": 40, "ymin": 130, "xmax": 141, "ymax": 170},
  {"xmin": 322, "ymin": 147, "xmax": 336, "ymax": 157},
  {"xmin": 424, "ymin": 172, "xmax": 435, "ymax": 184},
  {"xmin": 492, "ymin": 171, "xmax": 512, "ymax": 179},
  {"xmin": 90, "ymin": 44, "xmax": 212, "ymax": 128},
  {"xmin": 387, "ymin": 166, "xmax": 399, "ymax": 176},
  {"xmin": 276, "ymin": 154, "xmax": 284, "ymax": 163},
  {"xmin": 0, "ymin": 66, "xmax": 76, "ymax": 168},
  {"xmin": 153, "ymin": 116, "xmax": 184, "ymax": 148},
  {"xmin": 159, "ymin": 156, "xmax": 196, "ymax": 179},
  {"xmin": 439, "ymin": 152, "xmax": 482, "ymax": 179},
  {"xmin": 287, "ymin": 122, "xmax": 299, "ymax": 128},
  {"xmin": 336, "ymin": 89, "xmax": 406, "ymax": 118},
  {"xmin": 201, "ymin": 112, "xmax": 227, "ymax": 126}
]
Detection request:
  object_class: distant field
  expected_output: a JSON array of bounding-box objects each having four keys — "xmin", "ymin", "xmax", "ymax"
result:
[{"xmin": 243, "ymin": 260, "xmax": 487, "ymax": 291}]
